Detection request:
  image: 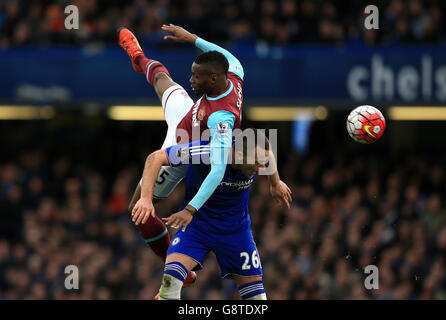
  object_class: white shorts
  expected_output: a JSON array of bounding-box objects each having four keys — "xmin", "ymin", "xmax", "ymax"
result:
[{"xmin": 140, "ymin": 84, "xmax": 194, "ymax": 199}]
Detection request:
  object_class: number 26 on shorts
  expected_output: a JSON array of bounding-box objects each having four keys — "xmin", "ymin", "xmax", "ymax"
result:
[{"xmin": 240, "ymin": 250, "xmax": 261, "ymax": 270}]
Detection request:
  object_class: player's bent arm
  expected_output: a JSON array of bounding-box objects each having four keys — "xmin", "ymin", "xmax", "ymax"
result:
[
  {"xmin": 140, "ymin": 149, "xmax": 170, "ymax": 200},
  {"xmin": 132, "ymin": 149, "xmax": 169, "ymax": 224},
  {"xmin": 265, "ymin": 152, "xmax": 293, "ymax": 208},
  {"xmin": 266, "ymin": 151, "xmax": 280, "ymax": 186}
]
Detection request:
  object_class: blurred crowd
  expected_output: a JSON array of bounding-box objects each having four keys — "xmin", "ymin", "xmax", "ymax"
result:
[
  {"xmin": 0, "ymin": 0, "xmax": 444, "ymax": 48},
  {"xmin": 1, "ymin": 142, "xmax": 446, "ymax": 300}
]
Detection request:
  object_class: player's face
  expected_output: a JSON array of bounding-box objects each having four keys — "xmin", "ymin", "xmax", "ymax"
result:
[
  {"xmin": 190, "ymin": 62, "xmax": 215, "ymax": 95},
  {"xmin": 240, "ymin": 147, "xmax": 270, "ymax": 178}
]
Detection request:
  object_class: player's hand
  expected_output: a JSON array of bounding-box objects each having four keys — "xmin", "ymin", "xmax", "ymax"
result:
[
  {"xmin": 162, "ymin": 209, "xmax": 193, "ymax": 232},
  {"xmin": 161, "ymin": 24, "xmax": 198, "ymax": 43},
  {"xmin": 131, "ymin": 198, "xmax": 155, "ymax": 226},
  {"xmin": 270, "ymin": 180, "xmax": 292, "ymax": 209}
]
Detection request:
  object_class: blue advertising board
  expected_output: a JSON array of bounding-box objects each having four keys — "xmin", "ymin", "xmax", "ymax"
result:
[{"xmin": 0, "ymin": 44, "xmax": 444, "ymax": 104}]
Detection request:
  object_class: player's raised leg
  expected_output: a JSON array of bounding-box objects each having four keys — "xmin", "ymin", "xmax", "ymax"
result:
[
  {"xmin": 118, "ymin": 27, "xmax": 193, "ymax": 199},
  {"xmin": 119, "ymin": 26, "xmax": 194, "ymax": 207},
  {"xmin": 117, "ymin": 27, "xmax": 177, "ymax": 102},
  {"xmin": 119, "ymin": 27, "xmax": 197, "ymax": 288}
]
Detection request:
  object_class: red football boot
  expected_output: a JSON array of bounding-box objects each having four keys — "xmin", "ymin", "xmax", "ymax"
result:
[
  {"xmin": 182, "ymin": 271, "xmax": 197, "ymax": 288},
  {"xmin": 117, "ymin": 27, "xmax": 145, "ymax": 73}
]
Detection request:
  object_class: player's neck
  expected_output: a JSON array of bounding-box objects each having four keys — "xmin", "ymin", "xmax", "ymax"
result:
[{"xmin": 207, "ymin": 79, "xmax": 229, "ymax": 96}]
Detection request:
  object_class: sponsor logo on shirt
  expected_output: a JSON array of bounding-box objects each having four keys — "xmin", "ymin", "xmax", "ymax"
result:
[
  {"xmin": 198, "ymin": 109, "xmax": 205, "ymax": 121},
  {"xmin": 219, "ymin": 179, "xmax": 254, "ymax": 190},
  {"xmin": 236, "ymin": 82, "xmax": 242, "ymax": 109},
  {"xmin": 191, "ymin": 98, "xmax": 202, "ymax": 128}
]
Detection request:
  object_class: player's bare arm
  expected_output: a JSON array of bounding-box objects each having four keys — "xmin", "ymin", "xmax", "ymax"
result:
[
  {"xmin": 267, "ymin": 152, "xmax": 292, "ymax": 208},
  {"xmin": 132, "ymin": 146, "xmax": 197, "ymax": 231},
  {"xmin": 132, "ymin": 149, "xmax": 169, "ymax": 226}
]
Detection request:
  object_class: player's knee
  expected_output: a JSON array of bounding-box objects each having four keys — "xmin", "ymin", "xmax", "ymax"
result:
[
  {"xmin": 154, "ymin": 77, "xmax": 176, "ymax": 100},
  {"xmin": 238, "ymin": 279, "xmax": 267, "ymax": 300},
  {"xmin": 153, "ymin": 71, "xmax": 171, "ymax": 84}
]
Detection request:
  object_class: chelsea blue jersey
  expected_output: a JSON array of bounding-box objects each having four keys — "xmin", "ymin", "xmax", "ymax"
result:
[{"xmin": 166, "ymin": 140, "xmax": 254, "ymax": 234}]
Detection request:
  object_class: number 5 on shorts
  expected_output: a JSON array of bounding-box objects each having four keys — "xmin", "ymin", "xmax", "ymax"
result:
[
  {"xmin": 156, "ymin": 169, "xmax": 170, "ymax": 185},
  {"xmin": 240, "ymin": 250, "xmax": 261, "ymax": 270}
]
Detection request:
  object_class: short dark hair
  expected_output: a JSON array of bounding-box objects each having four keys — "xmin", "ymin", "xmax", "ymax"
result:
[{"xmin": 194, "ymin": 50, "xmax": 229, "ymax": 75}]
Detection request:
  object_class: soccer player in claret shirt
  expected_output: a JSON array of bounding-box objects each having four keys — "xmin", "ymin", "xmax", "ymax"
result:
[
  {"xmin": 131, "ymin": 129, "xmax": 292, "ymax": 300},
  {"xmin": 118, "ymin": 25, "xmax": 291, "ymax": 286}
]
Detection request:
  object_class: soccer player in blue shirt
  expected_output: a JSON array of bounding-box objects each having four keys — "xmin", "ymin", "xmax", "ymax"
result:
[{"xmin": 131, "ymin": 129, "xmax": 292, "ymax": 300}]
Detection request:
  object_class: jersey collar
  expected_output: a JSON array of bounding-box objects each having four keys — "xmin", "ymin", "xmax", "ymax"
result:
[{"xmin": 206, "ymin": 80, "xmax": 233, "ymax": 101}]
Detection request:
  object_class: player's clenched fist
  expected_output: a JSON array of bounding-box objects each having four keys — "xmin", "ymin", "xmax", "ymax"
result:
[
  {"xmin": 132, "ymin": 197, "xmax": 156, "ymax": 226},
  {"xmin": 163, "ymin": 209, "xmax": 194, "ymax": 232},
  {"xmin": 161, "ymin": 24, "xmax": 198, "ymax": 43}
]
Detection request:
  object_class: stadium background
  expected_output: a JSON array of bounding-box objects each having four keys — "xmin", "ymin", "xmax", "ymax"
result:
[{"xmin": 1, "ymin": 0, "xmax": 446, "ymax": 300}]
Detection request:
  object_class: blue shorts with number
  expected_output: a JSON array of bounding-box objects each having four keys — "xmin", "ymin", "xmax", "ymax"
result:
[{"xmin": 167, "ymin": 223, "xmax": 262, "ymax": 279}]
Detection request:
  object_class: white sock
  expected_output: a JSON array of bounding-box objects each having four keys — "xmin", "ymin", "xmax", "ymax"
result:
[
  {"xmin": 158, "ymin": 274, "xmax": 183, "ymax": 300},
  {"xmin": 246, "ymin": 293, "xmax": 267, "ymax": 300}
]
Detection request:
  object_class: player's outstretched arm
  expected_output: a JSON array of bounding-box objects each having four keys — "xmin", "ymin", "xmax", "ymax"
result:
[
  {"xmin": 162, "ymin": 24, "xmax": 244, "ymax": 79},
  {"xmin": 132, "ymin": 149, "xmax": 169, "ymax": 225}
]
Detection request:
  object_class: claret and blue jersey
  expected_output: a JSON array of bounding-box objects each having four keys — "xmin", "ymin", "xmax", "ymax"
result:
[
  {"xmin": 172, "ymin": 37, "xmax": 245, "ymax": 214},
  {"xmin": 166, "ymin": 140, "xmax": 254, "ymax": 234}
]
